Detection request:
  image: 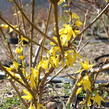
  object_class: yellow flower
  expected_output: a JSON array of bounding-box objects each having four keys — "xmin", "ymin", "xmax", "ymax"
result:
[
  {"xmin": 72, "ymin": 13, "xmax": 80, "ymax": 19},
  {"xmin": 15, "ymin": 47, "xmax": 23, "ymax": 54},
  {"xmin": 77, "ymin": 75, "xmax": 91, "ymax": 92},
  {"xmin": 11, "ymin": 61, "xmax": 19, "ymax": 70},
  {"xmin": 50, "ymin": 56, "xmax": 59, "ymax": 67},
  {"xmin": 19, "ymin": 55, "xmax": 25, "ymax": 60},
  {"xmin": 59, "ymin": 24, "xmax": 77, "ymax": 46},
  {"xmin": 65, "ymin": 50, "xmax": 77, "ymax": 66},
  {"xmin": 21, "ymin": 35, "xmax": 29, "ymax": 42},
  {"xmin": 29, "ymin": 68, "xmax": 39, "ymax": 88},
  {"xmin": 91, "ymin": 94, "xmax": 104, "ymax": 105},
  {"xmin": 81, "ymin": 60, "xmax": 93, "ymax": 70},
  {"xmin": 38, "ymin": 59, "xmax": 49, "ymax": 70},
  {"xmin": 75, "ymin": 20, "xmax": 83, "ymax": 27},
  {"xmin": 48, "ymin": 46, "xmax": 60, "ymax": 57},
  {"xmin": 22, "ymin": 89, "xmax": 33, "ymax": 101},
  {"xmin": 0, "ymin": 24, "xmax": 9, "ymax": 29},
  {"xmin": 76, "ymin": 87, "xmax": 82, "ymax": 95}
]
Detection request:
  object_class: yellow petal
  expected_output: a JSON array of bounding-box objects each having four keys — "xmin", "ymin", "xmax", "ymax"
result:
[
  {"xmin": 15, "ymin": 47, "xmax": 23, "ymax": 54},
  {"xmin": 82, "ymin": 75, "xmax": 91, "ymax": 92},
  {"xmin": 76, "ymin": 87, "xmax": 82, "ymax": 95},
  {"xmin": 72, "ymin": 13, "xmax": 80, "ymax": 19},
  {"xmin": 38, "ymin": 59, "xmax": 49, "ymax": 70},
  {"xmin": 81, "ymin": 60, "xmax": 93, "ymax": 70},
  {"xmin": 91, "ymin": 94, "xmax": 104, "ymax": 105},
  {"xmin": 75, "ymin": 20, "xmax": 83, "ymax": 27},
  {"xmin": 22, "ymin": 89, "xmax": 33, "ymax": 101},
  {"xmin": 19, "ymin": 55, "xmax": 25, "ymax": 60},
  {"xmin": 21, "ymin": 35, "xmax": 29, "ymax": 42},
  {"xmin": 0, "ymin": 24, "xmax": 9, "ymax": 29}
]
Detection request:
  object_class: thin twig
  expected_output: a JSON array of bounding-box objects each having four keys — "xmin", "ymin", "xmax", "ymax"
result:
[
  {"xmin": 46, "ymin": 65, "xmax": 66, "ymax": 84},
  {"xmin": 12, "ymin": 0, "xmax": 58, "ymax": 45},
  {"xmin": 66, "ymin": 61, "xmax": 109, "ymax": 106},
  {"xmin": 0, "ymin": 15, "xmax": 48, "ymax": 50},
  {"xmin": 53, "ymin": 2, "xmax": 64, "ymax": 57},
  {"xmin": 39, "ymin": 67, "xmax": 54, "ymax": 102},
  {"xmin": 30, "ymin": 0, "xmax": 35, "ymax": 68},
  {"xmin": 33, "ymin": 4, "xmax": 52, "ymax": 67},
  {"xmin": 0, "ymin": 28, "xmax": 14, "ymax": 59},
  {"xmin": 69, "ymin": 3, "xmax": 109, "ymax": 45},
  {"xmin": 9, "ymin": 79, "xmax": 29, "ymax": 109}
]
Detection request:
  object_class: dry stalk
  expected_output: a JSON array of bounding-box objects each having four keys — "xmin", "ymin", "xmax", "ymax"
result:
[
  {"xmin": 33, "ymin": 4, "xmax": 52, "ymax": 68},
  {"xmin": 69, "ymin": 3, "xmax": 109, "ymax": 45},
  {"xmin": 0, "ymin": 15, "xmax": 48, "ymax": 50},
  {"xmin": 0, "ymin": 28, "xmax": 14, "ymax": 59},
  {"xmin": 30, "ymin": 0, "xmax": 35, "ymax": 68},
  {"xmin": 12, "ymin": 0, "xmax": 58, "ymax": 45},
  {"xmin": 53, "ymin": 2, "xmax": 64, "ymax": 58}
]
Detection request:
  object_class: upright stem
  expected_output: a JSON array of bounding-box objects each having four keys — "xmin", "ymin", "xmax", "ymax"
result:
[
  {"xmin": 13, "ymin": 0, "xmax": 58, "ymax": 45},
  {"xmin": 0, "ymin": 28, "xmax": 14, "ymax": 59},
  {"xmin": 33, "ymin": 4, "xmax": 52, "ymax": 67},
  {"xmin": 30, "ymin": 0, "xmax": 35, "ymax": 69},
  {"xmin": 9, "ymin": 79, "xmax": 29, "ymax": 109},
  {"xmin": 69, "ymin": 3, "xmax": 109, "ymax": 45},
  {"xmin": 0, "ymin": 15, "xmax": 47, "ymax": 50},
  {"xmin": 53, "ymin": 3, "xmax": 64, "ymax": 57}
]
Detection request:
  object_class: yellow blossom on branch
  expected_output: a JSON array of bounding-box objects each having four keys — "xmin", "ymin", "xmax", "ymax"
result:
[
  {"xmin": 22, "ymin": 89, "xmax": 33, "ymax": 101},
  {"xmin": 81, "ymin": 60, "xmax": 93, "ymax": 70},
  {"xmin": 38, "ymin": 59, "xmax": 49, "ymax": 70},
  {"xmin": 15, "ymin": 47, "xmax": 23, "ymax": 54},
  {"xmin": 91, "ymin": 94, "xmax": 104, "ymax": 105},
  {"xmin": 77, "ymin": 75, "xmax": 91, "ymax": 92},
  {"xmin": 76, "ymin": 87, "xmax": 83, "ymax": 95},
  {"xmin": 0, "ymin": 24, "xmax": 9, "ymax": 29}
]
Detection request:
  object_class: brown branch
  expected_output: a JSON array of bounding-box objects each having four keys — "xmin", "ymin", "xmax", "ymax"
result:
[
  {"xmin": 0, "ymin": 28, "xmax": 14, "ymax": 59},
  {"xmin": 69, "ymin": 3, "xmax": 109, "ymax": 45},
  {"xmin": 33, "ymin": 4, "xmax": 52, "ymax": 68},
  {"xmin": 0, "ymin": 62, "xmax": 37, "ymax": 106},
  {"xmin": 9, "ymin": 79, "xmax": 29, "ymax": 109},
  {"xmin": 30, "ymin": 0, "xmax": 35, "ymax": 68},
  {"xmin": 66, "ymin": 62, "xmax": 109, "ymax": 107},
  {"xmin": 53, "ymin": 2, "xmax": 64, "ymax": 57},
  {"xmin": 12, "ymin": 0, "xmax": 58, "ymax": 45},
  {"xmin": 39, "ymin": 67, "xmax": 54, "ymax": 102},
  {"xmin": 0, "ymin": 15, "xmax": 48, "ymax": 50},
  {"xmin": 0, "ymin": 62, "xmax": 26, "ymax": 88}
]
